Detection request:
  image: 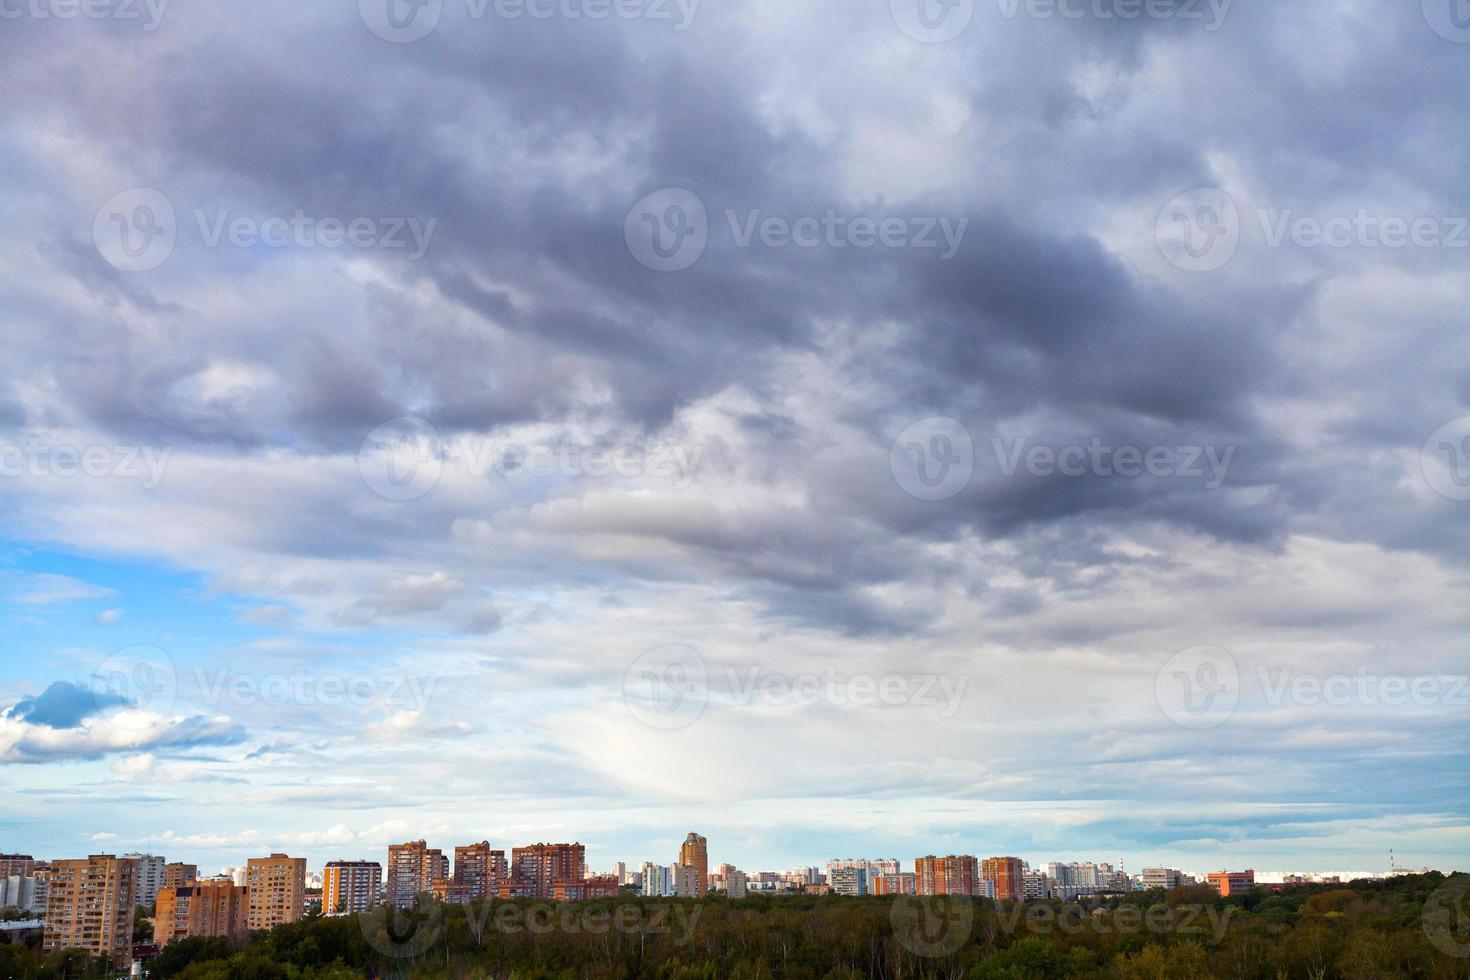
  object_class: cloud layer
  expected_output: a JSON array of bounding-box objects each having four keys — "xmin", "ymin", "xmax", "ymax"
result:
[{"xmin": 0, "ymin": 0, "xmax": 1466, "ymax": 874}]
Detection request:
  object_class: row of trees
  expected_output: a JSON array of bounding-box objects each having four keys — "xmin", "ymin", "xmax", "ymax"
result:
[{"xmin": 1, "ymin": 871, "xmax": 1464, "ymax": 978}]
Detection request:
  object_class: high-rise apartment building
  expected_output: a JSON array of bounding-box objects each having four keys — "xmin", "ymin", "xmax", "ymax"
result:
[
  {"xmin": 828, "ymin": 858, "xmax": 901, "ymax": 876},
  {"xmin": 163, "ymin": 863, "xmax": 198, "ymax": 890},
  {"xmin": 121, "ymin": 853, "xmax": 166, "ymax": 907},
  {"xmin": 641, "ymin": 862, "xmax": 672, "ymax": 897},
  {"xmin": 42, "ymin": 855, "xmax": 138, "ymax": 966},
  {"xmin": 679, "ymin": 833, "xmax": 708, "ymax": 895},
  {"xmin": 322, "ymin": 861, "xmax": 382, "ymax": 916},
  {"xmin": 509, "ymin": 843, "xmax": 586, "ymax": 899},
  {"xmin": 246, "ymin": 853, "xmax": 306, "ymax": 930},
  {"xmin": 30, "ymin": 863, "xmax": 50, "ymax": 916},
  {"xmin": 1022, "ymin": 869, "xmax": 1053, "ymax": 900},
  {"xmin": 154, "ymin": 879, "xmax": 249, "ymax": 947},
  {"xmin": 915, "ymin": 855, "xmax": 980, "ymax": 896},
  {"xmin": 672, "ymin": 863, "xmax": 701, "ymax": 897},
  {"xmin": 981, "ymin": 857, "xmax": 1025, "ymax": 902},
  {"xmin": 0, "ymin": 875, "xmax": 39, "ymax": 912},
  {"xmin": 386, "ymin": 841, "xmax": 448, "ymax": 908},
  {"xmin": 453, "ymin": 843, "xmax": 507, "ymax": 901},
  {"xmin": 828, "ymin": 867, "xmax": 869, "ymax": 896},
  {"xmin": 726, "ymin": 869, "xmax": 748, "ymax": 898}
]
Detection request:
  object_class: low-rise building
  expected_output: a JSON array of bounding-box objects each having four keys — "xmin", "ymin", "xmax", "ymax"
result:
[{"xmin": 1207, "ymin": 870, "xmax": 1255, "ymax": 897}]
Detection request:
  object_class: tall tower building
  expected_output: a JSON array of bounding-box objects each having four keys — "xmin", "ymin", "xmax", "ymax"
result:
[
  {"xmin": 42, "ymin": 855, "xmax": 138, "ymax": 966},
  {"xmin": 679, "ymin": 833, "xmax": 708, "ymax": 895},
  {"xmin": 246, "ymin": 854, "xmax": 306, "ymax": 930},
  {"xmin": 323, "ymin": 861, "xmax": 383, "ymax": 916}
]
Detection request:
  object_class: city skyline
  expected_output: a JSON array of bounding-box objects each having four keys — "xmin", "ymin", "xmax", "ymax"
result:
[{"xmin": 6, "ymin": 836, "xmax": 1451, "ymax": 887}]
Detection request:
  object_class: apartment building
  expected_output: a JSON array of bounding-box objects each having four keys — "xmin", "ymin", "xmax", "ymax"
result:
[
  {"xmin": 0, "ymin": 854, "xmax": 35, "ymax": 880},
  {"xmin": 42, "ymin": 855, "xmax": 137, "ymax": 966},
  {"xmin": 122, "ymin": 853, "xmax": 167, "ymax": 906},
  {"xmin": 386, "ymin": 841, "xmax": 448, "ymax": 908},
  {"xmin": 163, "ymin": 863, "xmax": 199, "ymax": 890},
  {"xmin": 672, "ymin": 863, "xmax": 701, "ymax": 898},
  {"xmin": 641, "ymin": 862, "xmax": 672, "ymax": 897},
  {"xmin": 827, "ymin": 858, "xmax": 901, "ymax": 876},
  {"xmin": 246, "ymin": 853, "xmax": 306, "ymax": 930},
  {"xmin": 871, "ymin": 872, "xmax": 917, "ymax": 896},
  {"xmin": 154, "ymin": 879, "xmax": 249, "ymax": 947},
  {"xmin": 915, "ymin": 855, "xmax": 980, "ymax": 896},
  {"xmin": 828, "ymin": 867, "xmax": 869, "ymax": 896},
  {"xmin": 1022, "ymin": 869, "xmax": 1053, "ymax": 900},
  {"xmin": 0, "ymin": 874, "xmax": 40, "ymax": 912},
  {"xmin": 508, "ymin": 843, "xmax": 586, "ymax": 899},
  {"xmin": 452, "ymin": 842, "xmax": 507, "ymax": 901},
  {"xmin": 981, "ymin": 857, "xmax": 1026, "ymax": 902},
  {"xmin": 322, "ymin": 861, "xmax": 382, "ymax": 916}
]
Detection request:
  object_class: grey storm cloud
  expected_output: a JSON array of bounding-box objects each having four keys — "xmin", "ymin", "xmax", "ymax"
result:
[{"xmin": 0, "ymin": 0, "xmax": 1467, "ymax": 869}]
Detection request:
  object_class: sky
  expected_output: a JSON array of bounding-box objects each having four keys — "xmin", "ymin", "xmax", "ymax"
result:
[{"xmin": 0, "ymin": 0, "xmax": 1467, "ymax": 881}]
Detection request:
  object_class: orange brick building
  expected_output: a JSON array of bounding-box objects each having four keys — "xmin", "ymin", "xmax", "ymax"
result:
[
  {"xmin": 915, "ymin": 855, "xmax": 980, "ymax": 896},
  {"xmin": 42, "ymin": 855, "xmax": 137, "ymax": 966},
  {"xmin": 387, "ymin": 841, "xmax": 448, "ymax": 908},
  {"xmin": 154, "ymin": 879, "xmax": 249, "ymax": 947},
  {"xmin": 509, "ymin": 843, "xmax": 586, "ymax": 899},
  {"xmin": 245, "ymin": 854, "xmax": 306, "ymax": 930},
  {"xmin": 981, "ymin": 857, "xmax": 1026, "ymax": 902},
  {"xmin": 1207, "ymin": 869, "xmax": 1255, "ymax": 897},
  {"xmin": 453, "ymin": 842, "xmax": 508, "ymax": 901}
]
